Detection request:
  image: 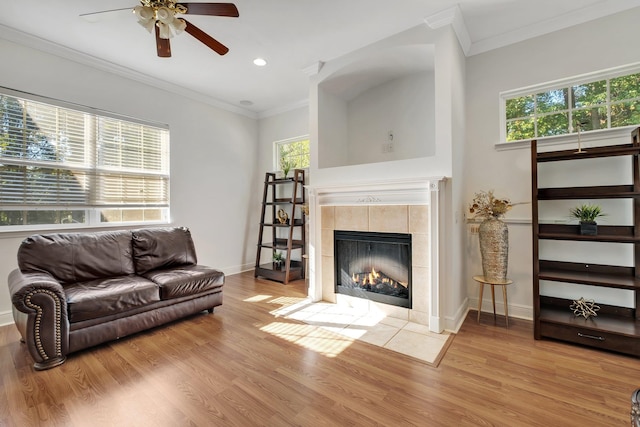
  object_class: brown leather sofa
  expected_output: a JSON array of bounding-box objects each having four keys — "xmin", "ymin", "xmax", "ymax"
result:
[
  {"xmin": 9, "ymin": 227, "xmax": 224, "ymax": 370},
  {"xmin": 633, "ymin": 388, "xmax": 640, "ymax": 426}
]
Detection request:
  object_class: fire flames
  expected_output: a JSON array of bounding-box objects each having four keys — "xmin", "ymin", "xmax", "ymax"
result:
[{"xmin": 351, "ymin": 268, "xmax": 404, "ymax": 290}]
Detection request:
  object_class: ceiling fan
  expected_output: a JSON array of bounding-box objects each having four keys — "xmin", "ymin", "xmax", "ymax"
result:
[{"xmin": 83, "ymin": 1, "xmax": 239, "ymax": 58}]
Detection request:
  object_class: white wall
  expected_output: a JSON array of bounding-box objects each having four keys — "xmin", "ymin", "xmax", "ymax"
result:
[
  {"xmin": 346, "ymin": 72, "xmax": 435, "ymax": 165},
  {"xmin": 257, "ymin": 106, "xmax": 309, "ymax": 174},
  {"xmin": 255, "ymin": 106, "xmax": 310, "ymax": 264},
  {"xmin": 0, "ymin": 38, "xmax": 258, "ymax": 325},
  {"xmin": 443, "ymin": 26, "xmax": 467, "ymax": 330},
  {"xmin": 318, "ymin": 90, "xmax": 348, "ymax": 168},
  {"xmin": 464, "ymin": 7, "xmax": 640, "ymax": 319}
]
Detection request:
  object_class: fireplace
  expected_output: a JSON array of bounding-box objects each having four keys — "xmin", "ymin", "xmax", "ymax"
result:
[
  {"xmin": 307, "ymin": 177, "xmax": 445, "ymax": 331},
  {"xmin": 334, "ymin": 230, "xmax": 412, "ymax": 308}
]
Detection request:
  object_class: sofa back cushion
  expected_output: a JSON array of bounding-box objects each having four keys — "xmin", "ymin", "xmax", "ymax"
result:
[
  {"xmin": 132, "ymin": 227, "xmax": 197, "ymax": 274},
  {"xmin": 18, "ymin": 230, "xmax": 135, "ymax": 284}
]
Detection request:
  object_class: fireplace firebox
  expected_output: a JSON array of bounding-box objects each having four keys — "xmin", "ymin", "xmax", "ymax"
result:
[{"xmin": 334, "ymin": 230, "xmax": 412, "ymax": 308}]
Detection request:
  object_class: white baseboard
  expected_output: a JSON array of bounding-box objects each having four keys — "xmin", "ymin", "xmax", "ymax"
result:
[
  {"xmin": 0, "ymin": 310, "xmax": 14, "ymax": 327},
  {"xmin": 223, "ymin": 263, "xmax": 255, "ymax": 276},
  {"xmin": 445, "ymin": 297, "xmax": 470, "ymax": 333},
  {"xmin": 469, "ymin": 296, "xmax": 533, "ymax": 321}
]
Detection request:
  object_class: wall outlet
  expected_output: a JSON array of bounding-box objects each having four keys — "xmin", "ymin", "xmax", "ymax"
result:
[{"xmin": 382, "ymin": 130, "xmax": 395, "ymax": 153}]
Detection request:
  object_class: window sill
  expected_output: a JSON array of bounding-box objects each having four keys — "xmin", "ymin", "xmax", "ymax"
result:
[{"xmin": 495, "ymin": 126, "xmax": 638, "ymax": 152}]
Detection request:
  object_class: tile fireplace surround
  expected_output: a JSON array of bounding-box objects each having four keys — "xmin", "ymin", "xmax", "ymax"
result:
[{"xmin": 307, "ymin": 177, "xmax": 446, "ymax": 333}]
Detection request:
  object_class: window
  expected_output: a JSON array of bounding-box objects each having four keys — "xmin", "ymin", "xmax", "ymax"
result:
[
  {"xmin": 0, "ymin": 88, "xmax": 170, "ymax": 231},
  {"xmin": 503, "ymin": 66, "xmax": 640, "ymax": 142},
  {"xmin": 274, "ymin": 135, "xmax": 310, "ymax": 170}
]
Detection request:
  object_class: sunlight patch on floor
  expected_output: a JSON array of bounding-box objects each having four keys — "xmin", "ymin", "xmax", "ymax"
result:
[
  {"xmin": 248, "ymin": 293, "xmax": 452, "ymax": 364},
  {"xmin": 243, "ymin": 295, "xmax": 273, "ymax": 302},
  {"xmin": 266, "ymin": 296, "xmax": 312, "ymax": 317},
  {"xmin": 259, "ymin": 321, "xmax": 354, "ymax": 357}
]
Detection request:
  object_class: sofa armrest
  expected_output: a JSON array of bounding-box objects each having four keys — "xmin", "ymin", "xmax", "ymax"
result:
[
  {"xmin": 8, "ymin": 269, "xmax": 69, "ymax": 370},
  {"xmin": 633, "ymin": 388, "xmax": 640, "ymax": 427}
]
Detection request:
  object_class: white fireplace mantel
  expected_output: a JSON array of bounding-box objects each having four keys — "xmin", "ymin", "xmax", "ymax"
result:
[
  {"xmin": 306, "ymin": 176, "xmax": 447, "ymax": 333},
  {"xmin": 308, "ymin": 176, "xmax": 446, "ymax": 206}
]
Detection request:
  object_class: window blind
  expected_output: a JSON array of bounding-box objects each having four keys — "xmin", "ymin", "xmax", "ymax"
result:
[{"xmin": 0, "ymin": 90, "xmax": 169, "ymax": 229}]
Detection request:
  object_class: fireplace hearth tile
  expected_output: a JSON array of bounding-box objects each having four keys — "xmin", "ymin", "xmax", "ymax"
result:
[
  {"xmin": 305, "ymin": 310, "xmax": 365, "ymax": 328},
  {"xmin": 384, "ymin": 329, "xmax": 448, "ymax": 362},
  {"xmin": 321, "ymin": 228, "xmax": 334, "ymax": 256},
  {"xmin": 321, "ymin": 206, "xmax": 335, "ymax": 229},
  {"xmin": 411, "ymin": 234, "xmax": 430, "ymax": 268},
  {"xmin": 347, "ymin": 322, "xmax": 399, "ymax": 347},
  {"xmin": 369, "ymin": 300, "xmax": 409, "ymax": 320},
  {"xmin": 276, "ymin": 300, "xmax": 329, "ymax": 321},
  {"xmin": 336, "ymin": 293, "xmax": 371, "ymax": 312},
  {"xmin": 409, "ymin": 205, "xmax": 429, "ymax": 234},
  {"xmin": 409, "ymin": 310, "xmax": 430, "ymax": 326},
  {"xmin": 335, "ymin": 206, "xmax": 369, "ymax": 231},
  {"xmin": 369, "ymin": 205, "xmax": 408, "ymax": 232},
  {"xmin": 402, "ymin": 321, "xmax": 447, "ymax": 339},
  {"xmin": 379, "ymin": 316, "xmax": 408, "ymax": 329},
  {"xmin": 279, "ymin": 300, "xmax": 452, "ymax": 366},
  {"xmin": 321, "ymin": 255, "xmax": 336, "ymax": 302}
]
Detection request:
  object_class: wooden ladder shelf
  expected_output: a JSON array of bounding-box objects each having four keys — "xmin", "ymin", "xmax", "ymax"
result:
[{"xmin": 255, "ymin": 169, "xmax": 306, "ymax": 284}]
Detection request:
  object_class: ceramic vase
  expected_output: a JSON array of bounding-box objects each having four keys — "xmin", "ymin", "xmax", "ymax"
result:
[{"xmin": 479, "ymin": 217, "xmax": 509, "ymax": 281}]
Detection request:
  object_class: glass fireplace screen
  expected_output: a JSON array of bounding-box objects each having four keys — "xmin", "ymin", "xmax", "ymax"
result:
[{"xmin": 334, "ymin": 230, "xmax": 412, "ymax": 309}]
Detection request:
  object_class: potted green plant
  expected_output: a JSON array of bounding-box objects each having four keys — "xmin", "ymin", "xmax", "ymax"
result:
[
  {"xmin": 273, "ymin": 251, "xmax": 284, "ymax": 267},
  {"xmin": 570, "ymin": 204, "xmax": 605, "ymax": 235},
  {"xmin": 280, "ymin": 158, "xmax": 293, "ymax": 179}
]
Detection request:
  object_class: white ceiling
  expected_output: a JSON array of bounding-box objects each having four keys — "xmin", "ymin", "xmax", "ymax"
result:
[{"xmin": 0, "ymin": 0, "xmax": 638, "ymax": 118}]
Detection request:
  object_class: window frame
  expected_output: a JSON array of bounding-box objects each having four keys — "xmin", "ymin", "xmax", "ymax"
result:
[
  {"xmin": 500, "ymin": 62, "xmax": 640, "ymax": 144},
  {"xmin": 273, "ymin": 135, "xmax": 310, "ymax": 171},
  {"xmin": 0, "ymin": 86, "xmax": 170, "ymax": 233}
]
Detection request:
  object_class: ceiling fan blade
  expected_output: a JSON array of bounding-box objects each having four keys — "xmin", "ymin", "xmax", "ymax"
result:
[
  {"xmin": 183, "ymin": 20, "xmax": 229, "ymax": 55},
  {"xmin": 79, "ymin": 7, "xmax": 133, "ymax": 18},
  {"xmin": 155, "ymin": 25, "xmax": 172, "ymax": 58},
  {"xmin": 79, "ymin": 7, "xmax": 133, "ymax": 23},
  {"xmin": 180, "ymin": 3, "xmax": 239, "ymax": 17}
]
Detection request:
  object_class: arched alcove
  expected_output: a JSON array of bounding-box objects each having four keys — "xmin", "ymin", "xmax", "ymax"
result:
[{"xmin": 317, "ymin": 44, "xmax": 435, "ymax": 169}]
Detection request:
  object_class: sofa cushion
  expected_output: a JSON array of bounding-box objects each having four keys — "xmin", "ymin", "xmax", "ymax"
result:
[
  {"xmin": 142, "ymin": 265, "xmax": 224, "ymax": 300},
  {"xmin": 64, "ymin": 275, "xmax": 160, "ymax": 323},
  {"xmin": 132, "ymin": 227, "xmax": 197, "ymax": 274},
  {"xmin": 18, "ymin": 230, "xmax": 135, "ymax": 284}
]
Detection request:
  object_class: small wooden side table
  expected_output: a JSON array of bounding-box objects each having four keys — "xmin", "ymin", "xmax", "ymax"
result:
[{"xmin": 473, "ymin": 275, "xmax": 513, "ymax": 327}]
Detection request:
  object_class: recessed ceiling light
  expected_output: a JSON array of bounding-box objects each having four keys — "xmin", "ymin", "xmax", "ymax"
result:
[
  {"xmin": 253, "ymin": 58, "xmax": 267, "ymax": 67},
  {"xmin": 240, "ymin": 100, "xmax": 254, "ymax": 106}
]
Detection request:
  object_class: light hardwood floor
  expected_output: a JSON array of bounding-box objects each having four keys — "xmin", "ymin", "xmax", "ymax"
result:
[{"xmin": 1, "ymin": 271, "xmax": 638, "ymax": 426}]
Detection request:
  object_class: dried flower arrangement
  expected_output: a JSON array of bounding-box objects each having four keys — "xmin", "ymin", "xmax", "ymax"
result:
[{"xmin": 469, "ymin": 190, "xmax": 513, "ymax": 220}]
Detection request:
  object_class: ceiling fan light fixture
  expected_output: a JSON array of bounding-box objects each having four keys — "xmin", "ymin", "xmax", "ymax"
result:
[
  {"xmin": 156, "ymin": 7, "xmax": 173, "ymax": 24},
  {"xmin": 170, "ymin": 17, "xmax": 187, "ymax": 35},
  {"xmin": 138, "ymin": 18, "xmax": 156, "ymax": 33},
  {"xmin": 157, "ymin": 22, "xmax": 173, "ymax": 39},
  {"xmin": 134, "ymin": 5, "xmax": 154, "ymax": 20},
  {"xmin": 253, "ymin": 58, "xmax": 267, "ymax": 67},
  {"xmin": 134, "ymin": 5, "xmax": 155, "ymax": 33}
]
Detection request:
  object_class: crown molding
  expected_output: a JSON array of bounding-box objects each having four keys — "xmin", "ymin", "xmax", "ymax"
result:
[
  {"xmin": 302, "ymin": 61, "xmax": 325, "ymax": 77},
  {"xmin": 424, "ymin": 5, "xmax": 471, "ymax": 55},
  {"xmin": 468, "ymin": 0, "xmax": 640, "ymax": 56},
  {"xmin": 0, "ymin": 23, "xmax": 258, "ymax": 119},
  {"xmin": 258, "ymin": 99, "xmax": 309, "ymax": 120}
]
